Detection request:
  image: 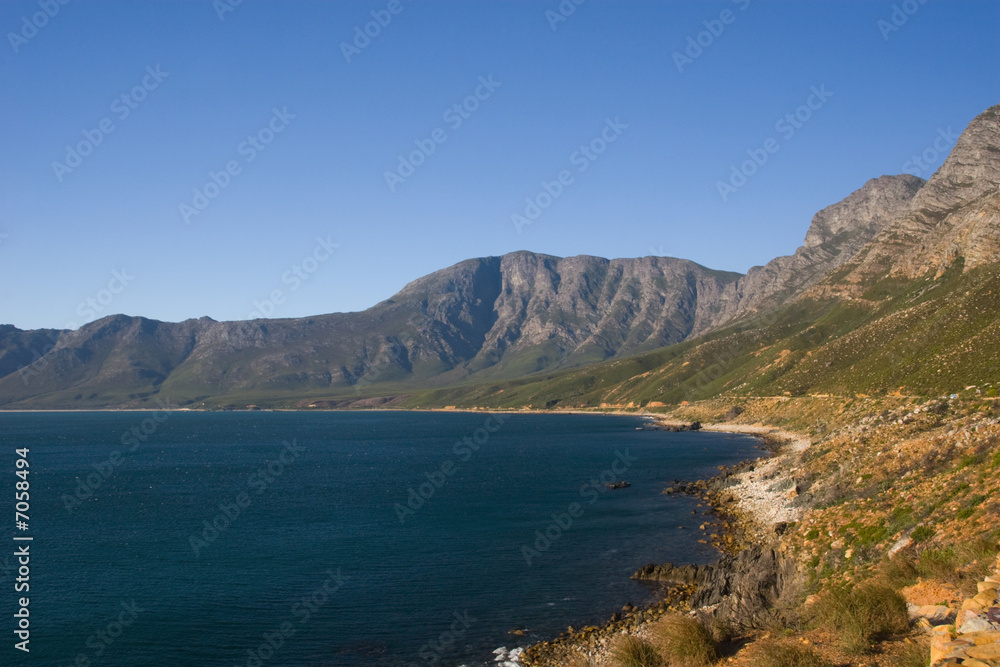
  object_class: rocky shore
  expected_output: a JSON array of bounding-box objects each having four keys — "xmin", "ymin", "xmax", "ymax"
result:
[{"xmin": 519, "ymin": 421, "xmax": 808, "ymax": 665}]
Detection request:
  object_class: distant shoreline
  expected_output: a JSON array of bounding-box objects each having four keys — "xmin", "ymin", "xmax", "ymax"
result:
[{"xmin": 0, "ymin": 406, "xmax": 656, "ymax": 416}]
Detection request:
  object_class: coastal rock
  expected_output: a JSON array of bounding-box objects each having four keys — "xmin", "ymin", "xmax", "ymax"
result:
[
  {"xmin": 634, "ymin": 545, "xmax": 798, "ymax": 629},
  {"xmin": 632, "ymin": 562, "xmax": 702, "ymax": 585}
]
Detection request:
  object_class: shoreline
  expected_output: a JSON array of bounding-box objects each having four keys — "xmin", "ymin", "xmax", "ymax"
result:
[
  {"xmin": 519, "ymin": 416, "xmax": 810, "ymax": 666},
  {"xmin": 2, "ymin": 405, "xmax": 809, "ymax": 666}
]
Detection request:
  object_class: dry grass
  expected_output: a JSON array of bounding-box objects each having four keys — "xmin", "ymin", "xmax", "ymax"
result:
[
  {"xmin": 647, "ymin": 614, "xmax": 717, "ymax": 667},
  {"xmin": 611, "ymin": 635, "xmax": 664, "ymax": 667},
  {"xmin": 815, "ymin": 583, "xmax": 910, "ymax": 654},
  {"xmin": 891, "ymin": 638, "xmax": 931, "ymax": 667},
  {"xmin": 752, "ymin": 639, "xmax": 831, "ymax": 667}
]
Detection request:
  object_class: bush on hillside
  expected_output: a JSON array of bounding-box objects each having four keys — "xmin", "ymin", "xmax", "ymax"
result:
[{"xmin": 648, "ymin": 614, "xmax": 717, "ymax": 666}]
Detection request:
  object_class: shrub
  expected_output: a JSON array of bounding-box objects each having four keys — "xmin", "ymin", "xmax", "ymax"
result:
[
  {"xmin": 805, "ymin": 528, "xmax": 820, "ymax": 540},
  {"xmin": 918, "ymin": 547, "xmax": 960, "ymax": 582},
  {"xmin": 815, "ymin": 583, "xmax": 910, "ymax": 654},
  {"xmin": 854, "ymin": 524, "xmax": 889, "ymax": 547},
  {"xmin": 648, "ymin": 614, "xmax": 717, "ymax": 666},
  {"xmin": 876, "ymin": 554, "xmax": 919, "ymax": 589},
  {"xmin": 611, "ymin": 635, "xmax": 663, "ymax": 667},
  {"xmin": 724, "ymin": 405, "xmax": 745, "ymax": 420},
  {"xmin": 887, "ymin": 505, "xmax": 915, "ymax": 534},
  {"xmin": 893, "ymin": 638, "xmax": 931, "ymax": 667},
  {"xmin": 957, "ymin": 536, "xmax": 999, "ymax": 585},
  {"xmin": 911, "ymin": 526, "xmax": 934, "ymax": 542},
  {"xmin": 958, "ymin": 452, "xmax": 986, "ymax": 469},
  {"xmin": 754, "ymin": 639, "xmax": 831, "ymax": 667},
  {"xmin": 916, "ymin": 537, "xmax": 995, "ymax": 593}
]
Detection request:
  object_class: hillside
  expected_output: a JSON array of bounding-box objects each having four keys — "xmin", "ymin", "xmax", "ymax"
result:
[
  {"xmin": 0, "ymin": 162, "xmax": 932, "ymax": 410},
  {"xmin": 0, "ymin": 255, "xmax": 747, "ymax": 408},
  {"xmin": 406, "ymin": 105, "xmax": 1000, "ymax": 412}
]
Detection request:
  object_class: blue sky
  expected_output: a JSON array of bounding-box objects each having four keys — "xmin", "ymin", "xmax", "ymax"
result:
[{"xmin": 0, "ymin": 0, "xmax": 997, "ymax": 330}]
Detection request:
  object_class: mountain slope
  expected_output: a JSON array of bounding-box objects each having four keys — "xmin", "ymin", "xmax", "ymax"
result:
[
  {"xmin": 0, "ymin": 255, "xmax": 742, "ymax": 408},
  {"xmin": 820, "ymin": 105, "xmax": 1000, "ymax": 291},
  {"xmin": 403, "ymin": 104, "xmax": 1000, "ymax": 410},
  {"xmin": 2, "ymin": 104, "xmax": 996, "ymax": 410},
  {"xmin": 697, "ymin": 174, "xmax": 925, "ymax": 332}
]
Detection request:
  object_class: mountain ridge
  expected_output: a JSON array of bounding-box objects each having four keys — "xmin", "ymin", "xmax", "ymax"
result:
[{"xmin": 2, "ymin": 103, "xmax": 998, "ymax": 409}]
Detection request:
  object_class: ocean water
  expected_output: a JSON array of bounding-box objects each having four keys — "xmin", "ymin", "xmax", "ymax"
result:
[{"xmin": 0, "ymin": 411, "xmax": 763, "ymax": 667}]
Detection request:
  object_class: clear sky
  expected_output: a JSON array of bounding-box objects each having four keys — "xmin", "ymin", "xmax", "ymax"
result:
[{"xmin": 0, "ymin": 0, "xmax": 997, "ymax": 330}]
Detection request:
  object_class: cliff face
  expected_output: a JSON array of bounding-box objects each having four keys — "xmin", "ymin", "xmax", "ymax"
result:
[
  {"xmin": 697, "ymin": 174, "xmax": 925, "ymax": 332},
  {"xmin": 472, "ymin": 253, "xmax": 740, "ymax": 372},
  {"xmin": 816, "ymin": 105, "xmax": 1000, "ymax": 290},
  {"xmin": 0, "ymin": 254, "xmax": 741, "ymax": 407}
]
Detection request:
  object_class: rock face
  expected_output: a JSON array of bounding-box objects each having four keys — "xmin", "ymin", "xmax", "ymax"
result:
[
  {"xmin": 696, "ymin": 174, "xmax": 925, "ymax": 331},
  {"xmin": 818, "ymin": 104, "xmax": 1000, "ymax": 289},
  {"xmin": 634, "ymin": 546, "xmax": 799, "ymax": 629},
  {"xmin": 803, "ymin": 175, "xmax": 926, "ymax": 249},
  {"xmin": 451, "ymin": 253, "xmax": 743, "ymax": 372},
  {"xmin": 0, "ymin": 255, "xmax": 742, "ymax": 407}
]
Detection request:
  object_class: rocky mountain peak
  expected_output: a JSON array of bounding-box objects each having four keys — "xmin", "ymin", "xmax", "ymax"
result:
[
  {"xmin": 803, "ymin": 174, "xmax": 925, "ymax": 249},
  {"xmin": 907, "ymin": 104, "xmax": 1000, "ymax": 221}
]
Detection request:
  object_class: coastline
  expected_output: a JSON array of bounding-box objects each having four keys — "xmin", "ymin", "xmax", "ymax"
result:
[
  {"xmin": 517, "ymin": 415, "xmax": 810, "ymax": 666},
  {"xmin": 1, "ymin": 405, "xmax": 810, "ymax": 666}
]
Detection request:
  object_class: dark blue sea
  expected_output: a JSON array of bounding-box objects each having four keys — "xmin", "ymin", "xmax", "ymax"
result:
[{"xmin": 0, "ymin": 411, "xmax": 762, "ymax": 666}]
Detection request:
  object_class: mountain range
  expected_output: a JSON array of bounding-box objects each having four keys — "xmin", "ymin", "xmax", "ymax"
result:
[{"xmin": 2, "ymin": 104, "xmax": 998, "ymax": 410}]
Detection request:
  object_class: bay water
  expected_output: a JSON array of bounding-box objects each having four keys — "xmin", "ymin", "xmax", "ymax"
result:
[{"xmin": 0, "ymin": 411, "xmax": 762, "ymax": 666}]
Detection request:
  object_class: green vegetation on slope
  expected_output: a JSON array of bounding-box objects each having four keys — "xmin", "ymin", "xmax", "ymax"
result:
[{"xmin": 402, "ymin": 263, "xmax": 1000, "ymax": 410}]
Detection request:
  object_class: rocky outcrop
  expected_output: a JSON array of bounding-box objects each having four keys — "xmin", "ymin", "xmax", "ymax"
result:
[
  {"xmin": 818, "ymin": 104, "xmax": 1000, "ymax": 289},
  {"xmin": 633, "ymin": 545, "xmax": 799, "ymax": 629},
  {"xmin": 696, "ymin": 174, "xmax": 925, "ymax": 331},
  {"xmin": 928, "ymin": 552, "xmax": 1000, "ymax": 666},
  {"xmin": 468, "ymin": 252, "xmax": 742, "ymax": 371}
]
